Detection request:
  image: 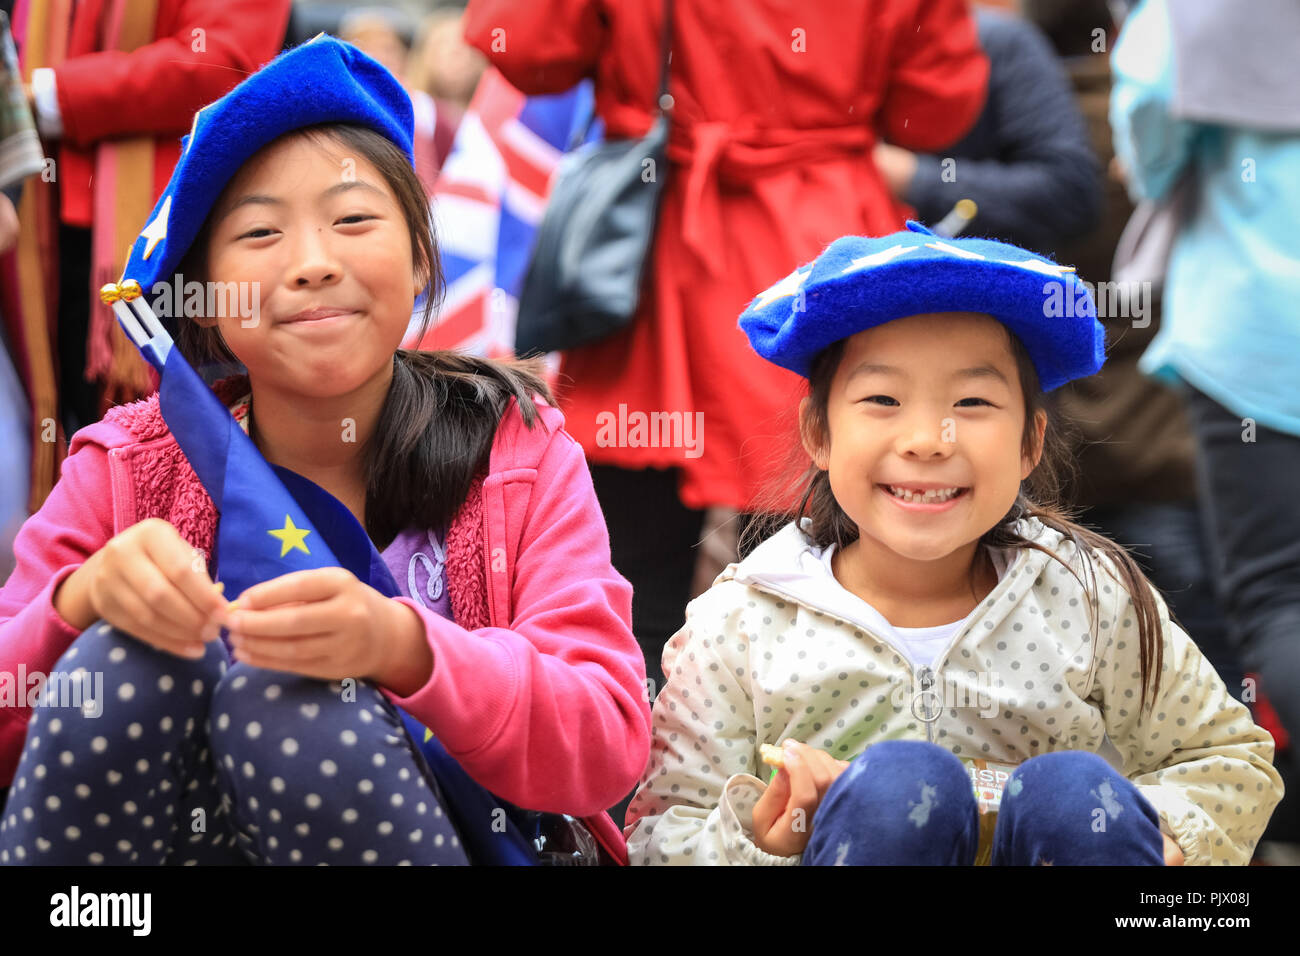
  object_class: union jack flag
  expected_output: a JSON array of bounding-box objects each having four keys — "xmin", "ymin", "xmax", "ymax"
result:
[{"xmin": 403, "ymin": 68, "xmax": 592, "ymax": 358}]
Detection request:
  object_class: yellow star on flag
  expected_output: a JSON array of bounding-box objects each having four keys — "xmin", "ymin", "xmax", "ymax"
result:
[
  {"xmin": 139, "ymin": 195, "xmax": 171, "ymax": 261},
  {"xmin": 268, "ymin": 515, "xmax": 311, "ymax": 558}
]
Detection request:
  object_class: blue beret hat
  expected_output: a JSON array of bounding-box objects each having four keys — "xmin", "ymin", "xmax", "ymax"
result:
[
  {"xmin": 119, "ymin": 35, "xmax": 414, "ymax": 299},
  {"xmin": 739, "ymin": 222, "xmax": 1106, "ymax": 392}
]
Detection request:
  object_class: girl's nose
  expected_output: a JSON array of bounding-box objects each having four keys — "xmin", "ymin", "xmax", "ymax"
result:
[
  {"xmin": 289, "ymin": 228, "xmax": 342, "ymax": 288},
  {"xmin": 895, "ymin": 415, "xmax": 954, "ymax": 459}
]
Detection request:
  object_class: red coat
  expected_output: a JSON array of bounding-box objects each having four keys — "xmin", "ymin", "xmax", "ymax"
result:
[
  {"xmin": 50, "ymin": 0, "xmax": 291, "ymax": 228},
  {"xmin": 466, "ymin": 0, "xmax": 988, "ymax": 510}
]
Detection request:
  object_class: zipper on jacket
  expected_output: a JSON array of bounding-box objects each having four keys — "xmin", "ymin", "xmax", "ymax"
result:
[
  {"xmin": 107, "ymin": 447, "xmax": 134, "ymax": 535},
  {"xmin": 914, "ymin": 665, "xmax": 941, "ymax": 745},
  {"xmin": 742, "ymin": 575, "xmax": 949, "ymax": 743},
  {"xmin": 738, "ymin": 541, "xmax": 1033, "ymax": 748}
]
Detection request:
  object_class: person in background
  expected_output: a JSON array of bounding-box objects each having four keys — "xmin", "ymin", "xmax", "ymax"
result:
[
  {"xmin": 1025, "ymin": 0, "xmax": 1240, "ymax": 705},
  {"xmin": 338, "ymin": 6, "xmax": 412, "ymax": 79},
  {"xmin": 409, "ymin": 6, "xmax": 486, "ymax": 115},
  {"xmin": 8, "ymin": 0, "xmax": 290, "ymax": 494},
  {"xmin": 341, "ymin": 7, "xmax": 462, "ymax": 193},
  {"xmin": 875, "ymin": 0, "xmax": 1100, "ymax": 258},
  {"xmin": 463, "ymin": 0, "xmax": 990, "ymax": 709},
  {"xmin": 1110, "ymin": 0, "xmax": 1300, "ymax": 854}
]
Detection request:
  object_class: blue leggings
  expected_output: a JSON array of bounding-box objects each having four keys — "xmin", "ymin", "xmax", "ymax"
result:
[
  {"xmin": 0, "ymin": 620, "xmax": 466, "ymax": 865},
  {"xmin": 804, "ymin": 740, "xmax": 1166, "ymax": 866}
]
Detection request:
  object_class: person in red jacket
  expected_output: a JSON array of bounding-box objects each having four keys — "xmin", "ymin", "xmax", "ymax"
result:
[
  {"xmin": 13, "ymin": 0, "xmax": 291, "ymax": 439},
  {"xmin": 463, "ymin": 0, "xmax": 989, "ymax": 696}
]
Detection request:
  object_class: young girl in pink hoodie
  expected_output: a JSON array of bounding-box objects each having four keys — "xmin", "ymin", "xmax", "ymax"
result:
[{"xmin": 0, "ymin": 37, "xmax": 648, "ymax": 865}]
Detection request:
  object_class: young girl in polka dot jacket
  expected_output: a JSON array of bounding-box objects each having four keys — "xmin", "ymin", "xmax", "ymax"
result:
[
  {"xmin": 0, "ymin": 38, "xmax": 649, "ymax": 865},
  {"xmin": 625, "ymin": 225, "xmax": 1282, "ymax": 866}
]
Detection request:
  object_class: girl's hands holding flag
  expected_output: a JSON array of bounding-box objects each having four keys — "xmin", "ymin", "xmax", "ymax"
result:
[
  {"xmin": 225, "ymin": 567, "xmax": 433, "ymax": 695},
  {"xmin": 53, "ymin": 518, "xmax": 228, "ymax": 658}
]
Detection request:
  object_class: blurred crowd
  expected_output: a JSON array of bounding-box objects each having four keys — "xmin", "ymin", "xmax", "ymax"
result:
[{"xmin": 1, "ymin": 0, "xmax": 1297, "ymax": 857}]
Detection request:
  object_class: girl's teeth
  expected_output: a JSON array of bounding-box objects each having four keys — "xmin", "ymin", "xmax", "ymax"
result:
[{"xmin": 887, "ymin": 486, "xmax": 962, "ymax": 503}]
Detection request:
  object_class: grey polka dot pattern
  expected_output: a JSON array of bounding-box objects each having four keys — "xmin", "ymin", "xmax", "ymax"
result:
[
  {"xmin": 624, "ymin": 520, "xmax": 1282, "ymax": 866},
  {"xmin": 0, "ymin": 621, "xmax": 466, "ymax": 866}
]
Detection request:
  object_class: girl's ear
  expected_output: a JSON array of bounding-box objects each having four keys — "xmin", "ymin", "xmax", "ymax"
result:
[
  {"xmin": 413, "ymin": 252, "xmax": 432, "ymax": 296},
  {"xmin": 799, "ymin": 396, "xmax": 830, "ymax": 471},
  {"xmin": 1021, "ymin": 408, "xmax": 1048, "ymax": 479}
]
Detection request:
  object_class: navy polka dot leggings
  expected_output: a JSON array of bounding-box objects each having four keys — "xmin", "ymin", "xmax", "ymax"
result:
[{"xmin": 0, "ymin": 620, "xmax": 467, "ymax": 865}]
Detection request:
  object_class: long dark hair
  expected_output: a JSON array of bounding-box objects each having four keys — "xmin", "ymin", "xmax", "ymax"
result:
[
  {"xmin": 745, "ymin": 327, "xmax": 1166, "ymax": 713},
  {"xmin": 174, "ymin": 123, "xmax": 554, "ymax": 549}
]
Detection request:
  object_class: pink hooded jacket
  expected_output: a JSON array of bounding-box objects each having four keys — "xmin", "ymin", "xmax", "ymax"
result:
[{"xmin": 0, "ymin": 375, "xmax": 650, "ymax": 862}]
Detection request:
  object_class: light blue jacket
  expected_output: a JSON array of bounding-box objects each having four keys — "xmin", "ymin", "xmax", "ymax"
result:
[{"xmin": 1110, "ymin": 0, "xmax": 1300, "ymax": 436}]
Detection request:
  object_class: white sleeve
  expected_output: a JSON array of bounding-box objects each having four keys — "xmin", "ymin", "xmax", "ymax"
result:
[{"xmin": 624, "ymin": 585, "xmax": 801, "ymax": 866}]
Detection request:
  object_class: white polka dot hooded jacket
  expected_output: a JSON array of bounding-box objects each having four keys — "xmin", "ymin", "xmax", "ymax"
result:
[{"xmin": 625, "ymin": 519, "xmax": 1282, "ymax": 866}]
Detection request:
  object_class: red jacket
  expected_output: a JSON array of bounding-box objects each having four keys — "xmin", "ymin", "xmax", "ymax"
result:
[
  {"xmin": 49, "ymin": 0, "xmax": 291, "ymax": 227},
  {"xmin": 465, "ymin": 0, "xmax": 989, "ymax": 510},
  {"xmin": 0, "ymin": 376, "xmax": 650, "ymax": 862}
]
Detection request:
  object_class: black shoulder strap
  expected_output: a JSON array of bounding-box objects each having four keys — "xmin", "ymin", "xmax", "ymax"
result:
[{"xmin": 657, "ymin": 0, "xmax": 674, "ymax": 108}]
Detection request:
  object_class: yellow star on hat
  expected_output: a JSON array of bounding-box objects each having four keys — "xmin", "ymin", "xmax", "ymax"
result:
[
  {"xmin": 139, "ymin": 195, "xmax": 171, "ymax": 261},
  {"xmin": 268, "ymin": 515, "xmax": 311, "ymax": 558}
]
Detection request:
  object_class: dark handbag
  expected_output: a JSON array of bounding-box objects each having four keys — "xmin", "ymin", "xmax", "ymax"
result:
[{"xmin": 513, "ymin": 1, "xmax": 673, "ymax": 356}]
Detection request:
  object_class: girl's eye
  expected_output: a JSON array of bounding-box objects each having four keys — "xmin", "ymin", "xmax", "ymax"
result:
[
  {"xmin": 337, "ymin": 214, "xmax": 375, "ymax": 225},
  {"xmin": 862, "ymin": 395, "xmax": 899, "ymax": 407},
  {"xmin": 237, "ymin": 227, "xmax": 276, "ymax": 240},
  {"xmin": 955, "ymin": 397, "xmax": 993, "ymax": 407}
]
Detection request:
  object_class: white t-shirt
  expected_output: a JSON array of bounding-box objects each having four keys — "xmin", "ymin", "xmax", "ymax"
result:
[{"xmin": 819, "ymin": 543, "xmax": 1011, "ymax": 671}]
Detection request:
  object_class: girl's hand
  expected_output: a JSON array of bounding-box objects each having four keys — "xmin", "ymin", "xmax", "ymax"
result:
[
  {"xmin": 53, "ymin": 517, "xmax": 227, "ymax": 658},
  {"xmin": 1163, "ymin": 833, "xmax": 1185, "ymax": 866},
  {"xmin": 226, "ymin": 567, "xmax": 432, "ymax": 689},
  {"xmin": 751, "ymin": 740, "xmax": 851, "ymax": 857},
  {"xmin": 872, "ymin": 142, "xmax": 918, "ymax": 199}
]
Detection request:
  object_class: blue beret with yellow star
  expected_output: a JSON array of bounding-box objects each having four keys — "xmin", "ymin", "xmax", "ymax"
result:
[
  {"xmin": 738, "ymin": 221, "xmax": 1106, "ymax": 391},
  {"xmin": 118, "ymin": 34, "xmax": 414, "ymax": 301}
]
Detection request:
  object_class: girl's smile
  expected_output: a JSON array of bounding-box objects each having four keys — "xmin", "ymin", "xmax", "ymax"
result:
[
  {"xmin": 877, "ymin": 483, "xmax": 972, "ymax": 511},
  {"xmin": 278, "ymin": 307, "xmax": 360, "ymax": 326}
]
